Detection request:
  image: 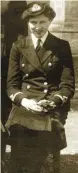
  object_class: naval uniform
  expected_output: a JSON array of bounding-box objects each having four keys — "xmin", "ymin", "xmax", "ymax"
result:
[{"xmin": 5, "ymin": 32, "xmax": 75, "ymax": 173}]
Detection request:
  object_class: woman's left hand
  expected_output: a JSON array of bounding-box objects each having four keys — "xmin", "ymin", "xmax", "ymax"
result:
[{"xmin": 38, "ymin": 99, "xmax": 56, "ymax": 111}]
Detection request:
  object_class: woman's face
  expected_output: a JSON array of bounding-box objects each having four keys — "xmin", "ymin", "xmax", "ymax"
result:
[{"xmin": 28, "ymin": 14, "xmax": 51, "ymax": 38}]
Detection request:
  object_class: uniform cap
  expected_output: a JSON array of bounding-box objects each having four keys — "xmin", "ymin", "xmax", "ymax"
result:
[{"xmin": 21, "ymin": 1, "xmax": 56, "ymax": 20}]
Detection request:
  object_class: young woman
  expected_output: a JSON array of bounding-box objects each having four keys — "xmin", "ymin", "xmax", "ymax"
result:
[{"xmin": 5, "ymin": 2, "xmax": 75, "ymax": 173}]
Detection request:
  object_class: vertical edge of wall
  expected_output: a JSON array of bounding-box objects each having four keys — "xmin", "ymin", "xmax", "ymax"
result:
[
  {"xmin": 49, "ymin": 0, "xmax": 78, "ymax": 109},
  {"xmin": 63, "ymin": 0, "xmax": 78, "ymax": 97}
]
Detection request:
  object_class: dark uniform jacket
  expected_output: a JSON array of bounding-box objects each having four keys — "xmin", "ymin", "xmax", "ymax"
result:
[{"xmin": 5, "ymin": 32, "xmax": 75, "ymax": 150}]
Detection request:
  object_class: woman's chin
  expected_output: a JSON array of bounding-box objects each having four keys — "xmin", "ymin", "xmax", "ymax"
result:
[{"xmin": 34, "ymin": 32, "xmax": 44, "ymax": 38}]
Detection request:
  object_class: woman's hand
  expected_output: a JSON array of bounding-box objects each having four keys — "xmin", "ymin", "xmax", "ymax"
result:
[
  {"xmin": 38, "ymin": 99, "xmax": 50, "ymax": 107},
  {"xmin": 21, "ymin": 98, "xmax": 47, "ymax": 113},
  {"xmin": 38, "ymin": 99, "xmax": 56, "ymax": 110}
]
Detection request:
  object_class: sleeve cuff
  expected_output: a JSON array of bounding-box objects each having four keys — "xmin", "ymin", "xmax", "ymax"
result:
[
  {"xmin": 52, "ymin": 94, "xmax": 68, "ymax": 106},
  {"xmin": 10, "ymin": 92, "xmax": 25, "ymax": 105},
  {"xmin": 54, "ymin": 94, "xmax": 68, "ymax": 103}
]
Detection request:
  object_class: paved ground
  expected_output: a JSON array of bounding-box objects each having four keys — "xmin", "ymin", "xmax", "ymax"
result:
[{"xmin": 61, "ymin": 111, "xmax": 78, "ymax": 155}]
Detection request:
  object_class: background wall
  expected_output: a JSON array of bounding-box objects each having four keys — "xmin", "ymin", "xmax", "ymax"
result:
[{"xmin": 49, "ymin": 0, "xmax": 78, "ymax": 110}]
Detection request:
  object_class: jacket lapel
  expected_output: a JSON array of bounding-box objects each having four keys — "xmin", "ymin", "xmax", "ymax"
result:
[
  {"xmin": 38, "ymin": 47, "xmax": 53, "ymax": 64},
  {"xmin": 21, "ymin": 36, "xmax": 44, "ymax": 72},
  {"xmin": 21, "ymin": 33, "xmax": 56, "ymax": 71},
  {"xmin": 37, "ymin": 32, "xmax": 54, "ymax": 64}
]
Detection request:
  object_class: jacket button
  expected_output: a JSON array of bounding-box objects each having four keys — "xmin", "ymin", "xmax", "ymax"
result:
[
  {"xmin": 48, "ymin": 62, "xmax": 52, "ymax": 67},
  {"xmin": 44, "ymin": 73, "xmax": 46, "ymax": 77},
  {"xmin": 43, "ymin": 89, "xmax": 48, "ymax": 93},
  {"xmin": 27, "ymin": 85, "xmax": 30, "ymax": 89},
  {"xmin": 25, "ymin": 73, "xmax": 29, "ymax": 77},
  {"xmin": 44, "ymin": 82, "xmax": 48, "ymax": 85},
  {"xmin": 22, "ymin": 63, "xmax": 25, "ymax": 68}
]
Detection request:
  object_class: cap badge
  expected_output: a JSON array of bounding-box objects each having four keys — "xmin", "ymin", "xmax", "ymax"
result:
[{"xmin": 31, "ymin": 4, "xmax": 41, "ymax": 12}]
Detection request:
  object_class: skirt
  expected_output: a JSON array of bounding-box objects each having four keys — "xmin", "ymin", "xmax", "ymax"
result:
[{"xmin": 8, "ymin": 124, "xmax": 62, "ymax": 173}]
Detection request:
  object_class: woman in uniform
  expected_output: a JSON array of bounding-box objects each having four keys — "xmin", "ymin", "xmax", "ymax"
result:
[{"xmin": 5, "ymin": 1, "xmax": 75, "ymax": 173}]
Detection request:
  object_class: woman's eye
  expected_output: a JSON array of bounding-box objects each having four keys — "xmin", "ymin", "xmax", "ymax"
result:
[
  {"xmin": 31, "ymin": 21, "xmax": 37, "ymax": 25},
  {"xmin": 40, "ymin": 21, "xmax": 47, "ymax": 24}
]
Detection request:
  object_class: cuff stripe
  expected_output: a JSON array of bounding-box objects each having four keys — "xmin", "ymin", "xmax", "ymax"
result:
[
  {"xmin": 10, "ymin": 92, "xmax": 23, "ymax": 101},
  {"xmin": 54, "ymin": 94, "xmax": 68, "ymax": 103}
]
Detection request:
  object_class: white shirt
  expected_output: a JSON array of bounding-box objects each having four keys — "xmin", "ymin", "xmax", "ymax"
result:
[{"xmin": 31, "ymin": 32, "xmax": 48, "ymax": 49}]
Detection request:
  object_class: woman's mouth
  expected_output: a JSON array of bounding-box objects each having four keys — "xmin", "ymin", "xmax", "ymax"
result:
[{"xmin": 35, "ymin": 30, "xmax": 43, "ymax": 35}]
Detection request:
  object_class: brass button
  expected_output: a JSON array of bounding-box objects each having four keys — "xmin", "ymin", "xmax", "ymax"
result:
[
  {"xmin": 43, "ymin": 89, "xmax": 48, "ymax": 93},
  {"xmin": 27, "ymin": 85, "xmax": 30, "ymax": 89},
  {"xmin": 44, "ymin": 82, "xmax": 48, "ymax": 85},
  {"xmin": 22, "ymin": 63, "xmax": 25, "ymax": 68},
  {"xmin": 44, "ymin": 73, "xmax": 46, "ymax": 76},
  {"xmin": 48, "ymin": 62, "xmax": 52, "ymax": 67},
  {"xmin": 25, "ymin": 73, "xmax": 29, "ymax": 77}
]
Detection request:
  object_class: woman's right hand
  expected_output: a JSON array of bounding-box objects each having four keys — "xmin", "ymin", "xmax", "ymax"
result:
[{"xmin": 21, "ymin": 98, "xmax": 45, "ymax": 113}]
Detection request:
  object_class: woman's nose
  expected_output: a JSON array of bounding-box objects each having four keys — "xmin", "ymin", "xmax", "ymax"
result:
[{"xmin": 35, "ymin": 23, "xmax": 41, "ymax": 30}]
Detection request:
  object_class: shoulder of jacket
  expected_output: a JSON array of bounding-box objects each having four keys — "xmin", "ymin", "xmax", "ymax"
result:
[
  {"xmin": 50, "ymin": 33, "xmax": 69, "ymax": 45},
  {"xmin": 14, "ymin": 34, "xmax": 28, "ymax": 49}
]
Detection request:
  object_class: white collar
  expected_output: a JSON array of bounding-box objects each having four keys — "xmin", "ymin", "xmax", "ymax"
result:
[{"xmin": 31, "ymin": 32, "xmax": 48, "ymax": 48}]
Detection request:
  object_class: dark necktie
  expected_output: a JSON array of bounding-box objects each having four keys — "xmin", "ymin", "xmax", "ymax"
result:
[{"xmin": 36, "ymin": 39, "xmax": 41, "ymax": 53}]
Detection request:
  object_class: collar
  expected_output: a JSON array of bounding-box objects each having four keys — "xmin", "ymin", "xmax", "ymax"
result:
[{"xmin": 31, "ymin": 32, "xmax": 48, "ymax": 48}]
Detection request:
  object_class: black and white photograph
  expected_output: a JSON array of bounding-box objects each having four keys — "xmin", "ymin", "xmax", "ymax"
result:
[{"xmin": 1, "ymin": 0, "xmax": 78, "ymax": 173}]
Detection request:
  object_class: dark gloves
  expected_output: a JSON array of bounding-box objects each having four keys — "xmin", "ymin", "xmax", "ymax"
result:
[
  {"xmin": 52, "ymin": 95, "xmax": 63, "ymax": 107},
  {"xmin": 38, "ymin": 99, "xmax": 56, "ymax": 111},
  {"xmin": 38, "ymin": 95, "xmax": 68, "ymax": 112},
  {"xmin": 52, "ymin": 94, "xmax": 68, "ymax": 107}
]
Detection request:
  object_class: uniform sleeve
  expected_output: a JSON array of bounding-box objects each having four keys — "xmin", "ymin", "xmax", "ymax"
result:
[
  {"xmin": 7, "ymin": 42, "xmax": 25, "ymax": 105},
  {"xmin": 52, "ymin": 41, "xmax": 75, "ymax": 106}
]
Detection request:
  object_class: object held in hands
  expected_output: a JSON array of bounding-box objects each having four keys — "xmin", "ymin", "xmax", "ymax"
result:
[{"xmin": 38, "ymin": 99, "xmax": 56, "ymax": 111}]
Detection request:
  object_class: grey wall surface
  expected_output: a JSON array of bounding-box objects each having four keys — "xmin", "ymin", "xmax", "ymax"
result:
[{"xmin": 49, "ymin": 0, "xmax": 78, "ymax": 110}]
